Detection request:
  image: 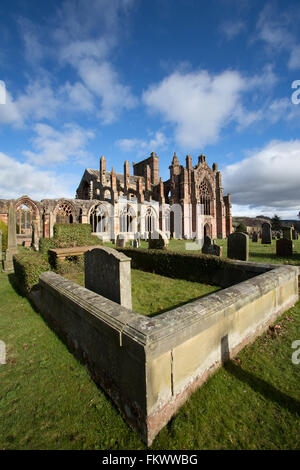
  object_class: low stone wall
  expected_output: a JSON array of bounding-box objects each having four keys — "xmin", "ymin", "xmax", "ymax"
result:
[{"xmin": 34, "ymin": 262, "xmax": 299, "ymax": 445}]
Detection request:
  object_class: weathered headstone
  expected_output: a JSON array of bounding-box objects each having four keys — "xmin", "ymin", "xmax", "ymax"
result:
[
  {"xmin": 133, "ymin": 239, "xmax": 139, "ymax": 248},
  {"xmin": 148, "ymin": 230, "xmax": 169, "ymax": 249},
  {"xmin": 252, "ymin": 232, "xmax": 258, "ymax": 242},
  {"xmin": 227, "ymin": 232, "xmax": 249, "ymax": 261},
  {"xmin": 276, "ymin": 238, "xmax": 292, "ymax": 257},
  {"xmin": 3, "ymin": 203, "xmax": 18, "ymax": 272},
  {"xmin": 282, "ymin": 226, "xmax": 292, "ymax": 241},
  {"xmin": 202, "ymin": 236, "xmax": 212, "ymax": 252},
  {"xmin": 202, "ymin": 237, "xmax": 222, "ymax": 256},
  {"xmin": 261, "ymin": 222, "xmax": 271, "ymax": 244},
  {"xmin": 116, "ymin": 234, "xmax": 126, "ymax": 248},
  {"xmin": 85, "ymin": 247, "xmax": 132, "ymax": 310},
  {"xmin": 292, "ymin": 229, "xmax": 298, "ymax": 240}
]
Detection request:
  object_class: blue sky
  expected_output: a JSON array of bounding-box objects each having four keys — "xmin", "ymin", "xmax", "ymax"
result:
[{"xmin": 1, "ymin": 0, "xmax": 300, "ymax": 218}]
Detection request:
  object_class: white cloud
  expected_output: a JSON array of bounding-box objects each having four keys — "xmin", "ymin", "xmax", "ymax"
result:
[
  {"xmin": 288, "ymin": 45, "xmax": 300, "ymax": 70},
  {"xmin": 0, "ymin": 81, "xmax": 60, "ymax": 128},
  {"xmin": 255, "ymin": 4, "xmax": 300, "ymax": 70},
  {"xmin": 78, "ymin": 59, "xmax": 137, "ymax": 124},
  {"xmin": 222, "ymin": 139, "xmax": 300, "ymax": 217},
  {"xmin": 116, "ymin": 131, "xmax": 168, "ymax": 153},
  {"xmin": 0, "ymin": 152, "xmax": 72, "ymax": 200},
  {"xmin": 142, "ymin": 69, "xmax": 255, "ymax": 148},
  {"xmin": 23, "ymin": 123, "xmax": 94, "ymax": 165},
  {"xmin": 220, "ymin": 20, "xmax": 246, "ymax": 41}
]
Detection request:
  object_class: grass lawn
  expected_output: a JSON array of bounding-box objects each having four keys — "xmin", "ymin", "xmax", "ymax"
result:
[
  {"xmin": 64, "ymin": 269, "xmax": 219, "ymax": 316},
  {"xmin": 0, "ymin": 268, "xmax": 299, "ymax": 450},
  {"xmin": 121, "ymin": 238, "xmax": 300, "ymax": 265}
]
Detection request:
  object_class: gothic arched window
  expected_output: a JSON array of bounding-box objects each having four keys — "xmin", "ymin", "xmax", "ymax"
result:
[
  {"xmin": 90, "ymin": 204, "xmax": 108, "ymax": 232},
  {"xmin": 119, "ymin": 206, "xmax": 135, "ymax": 232},
  {"xmin": 199, "ymin": 180, "xmax": 212, "ymax": 216},
  {"xmin": 55, "ymin": 203, "xmax": 73, "ymax": 224}
]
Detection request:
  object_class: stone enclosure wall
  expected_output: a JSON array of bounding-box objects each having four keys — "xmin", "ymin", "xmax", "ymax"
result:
[{"xmin": 32, "ymin": 255, "xmax": 298, "ymax": 446}]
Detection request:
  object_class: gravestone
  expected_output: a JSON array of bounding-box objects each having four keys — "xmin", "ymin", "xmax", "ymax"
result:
[
  {"xmin": 292, "ymin": 229, "xmax": 298, "ymax": 240},
  {"xmin": 227, "ymin": 232, "xmax": 249, "ymax": 261},
  {"xmin": 148, "ymin": 230, "xmax": 169, "ymax": 249},
  {"xmin": 261, "ymin": 222, "xmax": 271, "ymax": 244},
  {"xmin": 276, "ymin": 232, "xmax": 281, "ymax": 239},
  {"xmin": 3, "ymin": 203, "xmax": 18, "ymax": 272},
  {"xmin": 202, "ymin": 237, "xmax": 222, "ymax": 256},
  {"xmin": 276, "ymin": 238, "xmax": 292, "ymax": 257},
  {"xmin": 85, "ymin": 247, "xmax": 132, "ymax": 310},
  {"xmin": 202, "ymin": 236, "xmax": 212, "ymax": 253},
  {"xmin": 116, "ymin": 234, "xmax": 126, "ymax": 248},
  {"xmin": 252, "ymin": 232, "xmax": 258, "ymax": 242},
  {"xmin": 282, "ymin": 226, "xmax": 292, "ymax": 241},
  {"xmin": 133, "ymin": 239, "xmax": 140, "ymax": 248}
]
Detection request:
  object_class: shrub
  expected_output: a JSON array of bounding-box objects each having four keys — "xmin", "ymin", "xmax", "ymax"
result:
[
  {"xmin": 13, "ymin": 252, "xmax": 51, "ymax": 292},
  {"xmin": 39, "ymin": 237, "xmax": 58, "ymax": 254},
  {"xmin": 235, "ymin": 223, "xmax": 247, "ymax": 234},
  {"xmin": 53, "ymin": 224, "xmax": 99, "ymax": 247},
  {"xmin": 0, "ymin": 219, "xmax": 8, "ymax": 252}
]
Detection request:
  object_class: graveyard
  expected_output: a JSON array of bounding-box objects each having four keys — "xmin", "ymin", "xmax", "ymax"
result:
[
  {"xmin": 0, "ymin": 215, "xmax": 300, "ymax": 448},
  {"xmin": 0, "ymin": 263, "xmax": 299, "ymax": 450}
]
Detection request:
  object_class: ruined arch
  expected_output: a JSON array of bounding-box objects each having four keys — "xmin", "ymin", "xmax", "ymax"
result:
[
  {"xmin": 89, "ymin": 203, "xmax": 109, "ymax": 232},
  {"xmin": 54, "ymin": 201, "xmax": 75, "ymax": 224},
  {"xmin": 15, "ymin": 196, "xmax": 40, "ymax": 237}
]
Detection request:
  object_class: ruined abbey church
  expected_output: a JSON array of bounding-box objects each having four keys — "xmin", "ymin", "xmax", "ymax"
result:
[{"xmin": 0, "ymin": 152, "xmax": 232, "ymax": 244}]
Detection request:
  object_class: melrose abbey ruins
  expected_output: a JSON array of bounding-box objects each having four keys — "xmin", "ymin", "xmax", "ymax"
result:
[{"xmin": 0, "ymin": 152, "xmax": 232, "ymax": 243}]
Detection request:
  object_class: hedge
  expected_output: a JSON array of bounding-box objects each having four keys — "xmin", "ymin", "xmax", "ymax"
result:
[
  {"xmin": 13, "ymin": 252, "xmax": 51, "ymax": 292},
  {"xmin": 39, "ymin": 223, "xmax": 100, "ymax": 254},
  {"xmin": 0, "ymin": 219, "xmax": 8, "ymax": 252},
  {"xmin": 117, "ymin": 248, "xmax": 261, "ymax": 288},
  {"xmin": 53, "ymin": 223, "xmax": 99, "ymax": 247}
]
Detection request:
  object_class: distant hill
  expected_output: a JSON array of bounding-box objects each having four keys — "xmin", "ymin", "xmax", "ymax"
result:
[{"xmin": 233, "ymin": 216, "xmax": 298, "ymax": 228}]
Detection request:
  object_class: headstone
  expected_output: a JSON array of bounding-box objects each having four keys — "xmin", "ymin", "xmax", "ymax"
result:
[
  {"xmin": 261, "ymin": 222, "xmax": 271, "ymax": 244},
  {"xmin": 292, "ymin": 229, "xmax": 298, "ymax": 240},
  {"xmin": 227, "ymin": 232, "xmax": 249, "ymax": 261},
  {"xmin": 282, "ymin": 226, "xmax": 292, "ymax": 241},
  {"xmin": 252, "ymin": 232, "xmax": 258, "ymax": 242},
  {"xmin": 116, "ymin": 234, "xmax": 126, "ymax": 248},
  {"xmin": 133, "ymin": 239, "xmax": 139, "ymax": 248},
  {"xmin": 3, "ymin": 203, "xmax": 18, "ymax": 272},
  {"xmin": 85, "ymin": 247, "xmax": 132, "ymax": 310},
  {"xmin": 148, "ymin": 230, "xmax": 169, "ymax": 249},
  {"xmin": 276, "ymin": 238, "xmax": 292, "ymax": 257},
  {"xmin": 276, "ymin": 232, "xmax": 281, "ymax": 239},
  {"xmin": 205, "ymin": 243, "xmax": 222, "ymax": 257},
  {"xmin": 202, "ymin": 236, "xmax": 212, "ymax": 252}
]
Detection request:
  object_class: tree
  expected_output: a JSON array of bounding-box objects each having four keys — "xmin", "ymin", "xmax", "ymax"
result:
[
  {"xmin": 271, "ymin": 214, "xmax": 282, "ymax": 231},
  {"xmin": 235, "ymin": 223, "xmax": 247, "ymax": 233}
]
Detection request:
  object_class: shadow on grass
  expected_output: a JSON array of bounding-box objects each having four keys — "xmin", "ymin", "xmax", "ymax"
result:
[
  {"xmin": 224, "ymin": 360, "xmax": 300, "ymax": 416},
  {"xmin": 249, "ymin": 251, "xmax": 300, "ymax": 264}
]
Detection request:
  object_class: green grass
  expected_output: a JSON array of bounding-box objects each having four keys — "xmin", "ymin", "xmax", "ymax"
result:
[
  {"xmin": 0, "ymin": 269, "xmax": 299, "ymax": 450},
  {"xmin": 65, "ymin": 269, "xmax": 219, "ymax": 316},
  {"xmin": 117, "ymin": 238, "xmax": 300, "ymax": 265}
]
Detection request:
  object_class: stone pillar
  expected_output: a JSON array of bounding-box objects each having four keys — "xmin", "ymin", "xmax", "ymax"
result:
[
  {"xmin": 85, "ymin": 247, "xmax": 132, "ymax": 310},
  {"xmin": 3, "ymin": 203, "xmax": 18, "ymax": 272},
  {"xmin": 32, "ymin": 222, "xmax": 39, "ymax": 251}
]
